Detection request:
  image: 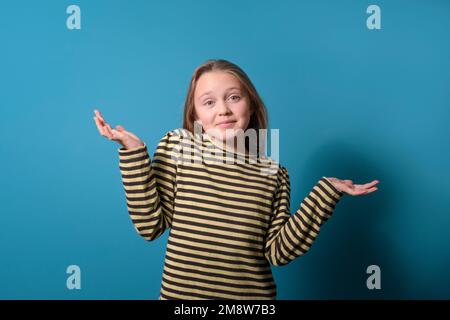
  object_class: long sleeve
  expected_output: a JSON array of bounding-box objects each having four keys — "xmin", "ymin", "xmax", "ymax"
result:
[
  {"xmin": 118, "ymin": 130, "xmax": 179, "ymax": 241},
  {"xmin": 264, "ymin": 167, "xmax": 343, "ymax": 266}
]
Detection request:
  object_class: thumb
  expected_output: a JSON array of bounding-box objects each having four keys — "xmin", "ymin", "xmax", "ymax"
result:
[{"xmin": 116, "ymin": 125, "xmax": 125, "ymax": 132}]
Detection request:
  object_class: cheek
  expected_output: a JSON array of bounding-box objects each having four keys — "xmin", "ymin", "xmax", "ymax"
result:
[
  {"xmin": 194, "ymin": 106, "xmax": 214, "ymax": 126},
  {"xmin": 236, "ymin": 100, "xmax": 252, "ymax": 122}
]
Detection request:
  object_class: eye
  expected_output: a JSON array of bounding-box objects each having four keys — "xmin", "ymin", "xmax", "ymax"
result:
[
  {"xmin": 204, "ymin": 100, "xmax": 215, "ymax": 107},
  {"xmin": 229, "ymin": 95, "xmax": 241, "ymax": 102}
]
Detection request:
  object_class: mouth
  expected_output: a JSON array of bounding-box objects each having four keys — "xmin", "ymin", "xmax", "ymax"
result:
[{"xmin": 216, "ymin": 121, "xmax": 237, "ymax": 128}]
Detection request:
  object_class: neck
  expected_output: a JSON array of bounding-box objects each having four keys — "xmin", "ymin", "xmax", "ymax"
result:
[{"xmin": 209, "ymin": 135, "xmax": 249, "ymax": 155}]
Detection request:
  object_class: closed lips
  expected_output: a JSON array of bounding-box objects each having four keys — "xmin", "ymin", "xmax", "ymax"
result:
[{"xmin": 217, "ymin": 121, "xmax": 236, "ymax": 125}]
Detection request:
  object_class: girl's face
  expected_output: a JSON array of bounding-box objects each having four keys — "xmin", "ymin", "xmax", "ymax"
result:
[{"xmin": 194, "ymin": 71, "xmax": 253, "ymax": 142}]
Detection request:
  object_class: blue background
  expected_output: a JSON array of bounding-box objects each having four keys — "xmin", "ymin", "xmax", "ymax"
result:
[{"xmin": 1, "ymin": 0, "xmax": 449, "ymax": 299}]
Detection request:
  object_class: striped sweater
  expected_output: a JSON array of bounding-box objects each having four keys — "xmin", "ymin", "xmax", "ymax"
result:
[{"xmin": 118, "ymin": 128, "xmax": 343, "ymax": 300}]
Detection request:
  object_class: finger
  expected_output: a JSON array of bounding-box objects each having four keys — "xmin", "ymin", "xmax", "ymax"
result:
[
  {"xmin": 340, "ymin": 182, "xmax": 368, "ymax": 195},
  {"xmin": 349, "ymin": 189, "xmax": 370, "ymax": 196},
  {"xmin": 95, "ymin": 110, "xmax": 106, "ymax": 124},
  {"xmin": 105, "ymin": 123, "xmax": 113, "ymax": 132},
  {"xmin": 94, "ymin": 113, "xmax": 106, "ymax": 126},
  {"xmin": 93, "ymin": 117, "xmax": 106, "ymax": 136},
  {"xmin": 354, "ymin": 186, "xmax": 378, "ymax": 196},
  {"xmin": 94, "ymin": 109, "xmax": 101, "ymax": 119},
  {"xmin": 104, "ymin": 124, "xmax": 114, "ymax": 139},
  {"xmin": 106, "ymin": 125, "xmax": 117, "ymax": 140},
  {"xmin": 93, "ymin": 116, "xmax": 101, "ymax": 130},
  {"xmin": 116, "ymin": 125, "xmax": 125, "ymax": 131},
  {"xmin": 366, "ymin": 186, "xmax": 378, "ymax": 193},
  {"xmin": 360, "ymin": 180, "xmax": 380, "ymax": 189},
  {"xmin": 354, "ymin": 181, "xmax": 379, "ymax": 190},
  {"xmin": 103, "ymin": 127, "xmax": 112, "ymax": 139}
]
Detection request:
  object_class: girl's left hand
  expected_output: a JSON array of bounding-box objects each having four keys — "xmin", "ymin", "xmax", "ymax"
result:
[{"xmin": 326, "ymin": 178, "xmax": 379, "ymax": 196}]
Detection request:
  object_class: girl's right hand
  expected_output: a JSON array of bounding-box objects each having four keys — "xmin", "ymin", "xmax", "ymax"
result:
[{"xmin": 93, "ymin": 109, "xmax": 145, "ymax": 150}]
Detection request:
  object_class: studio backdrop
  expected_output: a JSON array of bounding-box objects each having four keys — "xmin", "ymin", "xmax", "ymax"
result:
[{"xmin": 1, "ymin": 0, "xmax": 449, "ymax": 299}]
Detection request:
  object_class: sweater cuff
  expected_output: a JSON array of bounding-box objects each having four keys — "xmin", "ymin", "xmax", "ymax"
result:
[
  {"xmin": 320, "ymin": 177, "xmax": 344, "ymax": 201},
  {"xmin": 118, "ymin": 143, "xmax": 147, "ymax": 156}
]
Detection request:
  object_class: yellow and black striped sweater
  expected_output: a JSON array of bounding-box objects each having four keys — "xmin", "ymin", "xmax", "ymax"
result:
[{"xmin": 118, "ymin": 128, "xmax": 343, "ymax": 300}]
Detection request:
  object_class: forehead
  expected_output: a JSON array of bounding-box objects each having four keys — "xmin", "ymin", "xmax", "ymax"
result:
[{"xmin": 195, "ymin": 71, "xmax": 242, "ymax": 96}]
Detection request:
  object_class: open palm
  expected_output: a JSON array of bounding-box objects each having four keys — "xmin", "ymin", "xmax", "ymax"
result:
[
  {"xmin": 326, "ymin": 177, "xmax": 379, "ymax": 196},
  {"xmin": 93, "ymin": 109, "xmax": 144, "ymax": 149}
]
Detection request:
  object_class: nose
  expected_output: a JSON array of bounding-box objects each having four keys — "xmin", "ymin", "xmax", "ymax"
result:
[{"xmin": 217, "ymin": 100, "xmax": 232, "ymax": 116}]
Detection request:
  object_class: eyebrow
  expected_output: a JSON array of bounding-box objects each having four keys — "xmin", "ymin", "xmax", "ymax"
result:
[{"xmin": 198, "ymin": 87, "xmax": 242, "ymax": 99}]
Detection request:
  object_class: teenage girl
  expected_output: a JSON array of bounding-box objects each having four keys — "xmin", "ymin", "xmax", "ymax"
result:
[{"xmin": 93, "ymin": 59, "xmax": 379, "ymax": 300}]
